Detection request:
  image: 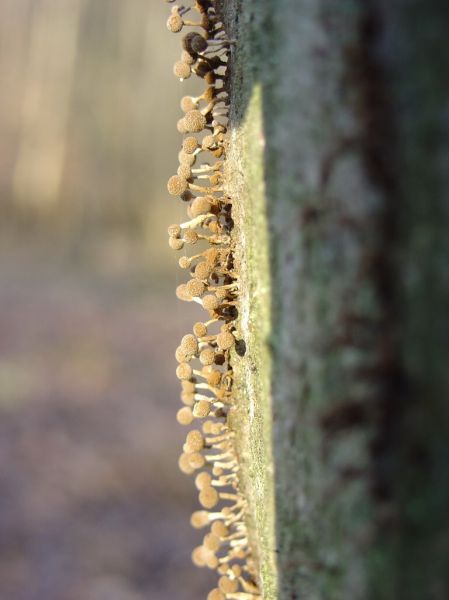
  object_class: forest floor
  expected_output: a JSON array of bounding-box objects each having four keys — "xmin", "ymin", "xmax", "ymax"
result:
[{"xmin": 0, "ymin": 241, "xmax": 215, "ymax": 600}]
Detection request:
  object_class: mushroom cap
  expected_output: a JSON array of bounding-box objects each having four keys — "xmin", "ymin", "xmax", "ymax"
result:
[
  {"xmin": 176, "ymin": 283, "xmax": 191, "ymax": 301},
  {"xmin": 176, "ymin": 117, "xmax": 188, "ymax": 134},
  {"xmin": 180, "ymin": 95, "xmax": 197, "ymax": 112},
  {"xmin": 190, "ymin": 32, "xmax": 208, "ymax": 53},
  {"xmin": 178, "ymin": 452, "xmax": 195, "ymax": 474},
  {"xmin": 184, "ymin": 229, "xmax": 199, "ymax": 245},
  {"xmin": 178, "ymin": 256, "xmax": 190, "ymax": 269},
  {"xmin": 177, "ymin": 163, "xmax": 192, "ymax": 179},
  {"xmin": 203, "ymin": 532, "xmax": 221, "ymax": 552},
  {"xmin": 167, "ymin": 174, "xmax": 188, "ymax": 196},
  {"xmin": 184, "ymin": 110, "xmax": 207, "ymax": 133},
  {"xmin": 199, "ymin": 485, "xmax": 219, "ymax": 509},
  {"xmin": 186, "ymin": 429, "xmax": 205, "ymax": 452},
  {"xmin": 188, "ymin": 452, "xmax": 205, "ymax": 469},
  {"xmin": 190, "ymin": 196, "xmax": 211, "ymax": 217},
  {"xmin": 191, "ymin": 546, "xmax": 208, "ymax": 567},
  {"xmin": 175, "ymin": 346, "xmax": 189, "ymax": 363},
  {"xmin": 207, "ymin": 588, "xmax": 225, "ymax": 600},
  {"xmin": 176, "ymin": 406, "xmax": 193, "ymax": 425},
  {"xmin": 176, "ymin": 362, "xmax": 193, "ymax": 380},
  {"xmin": 202, "ymin": 294, "xmax": 219, "ymax": 310},
  {"xmin": 180, "ymin": 49, "xmax": 195, "ymax": 65},
  {"xmin": 194, "ymin": 261, "xmax": 213, "ymax": 280},
  {"xmin": 182, "ymin": 136, "xmax": 199, "ymax": 154},
  {"xmin": 193, "ymin": 321, "xmax": 208, "ymax": 338},
  {"xmin": 206, "ymin": 370, "xmax": 221, "ymax": 387},
  {"xmin": 218, "ymin": 576, "xmax": 239, "ymax": 594},
  {"xmin": 190, "ymin": 510, "xmax": 209, "ymax": 528},
  {"xmin": 193, "ymin": 400, "xmax": 211, "ymax": 418},
  {"xmin": 168, "ymin": 237, "xmax": 184, "ymax": 250},
  {"xmin": 199, "ymin": 347, "xmax": 215, "ymax": 366},
  {"xmin": 186, "ymin": 278, "xmax": 205, "ymax": 297},
  {"xmin": 181, "ymin": 333, "xmax": 199, "ymax": 356},
  {"xmin": 195, "ymin": 471, "xmax": 212, "ymax": 489},
  {"xmin": 178, "ymin": 150, "xmax": 196, "ymax": 166},
  {"xmin": 217, "ymin": 330, "xmax": 235, "ymax": 350},
  {"xmin": 167, "ymin": 13, "xmax": 183, "ymax": 33},
  {"xmin": 173, "ymin": 60, "xmax": 191, "ymax": 80},
  {"xmin": 211, "ymin": 521, "xmax": 229, "ymax": 538},
  {"xmin": 167, "ymin": 223, "xmax": 181, "ymax": 238}
]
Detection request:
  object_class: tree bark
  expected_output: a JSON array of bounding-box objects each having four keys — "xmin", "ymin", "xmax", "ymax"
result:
[{"xmin": 224, "ymin": 1, "xmax": 449, "ymax": 598}]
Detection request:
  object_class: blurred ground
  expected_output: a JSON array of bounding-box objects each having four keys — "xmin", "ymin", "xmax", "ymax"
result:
[
  {"xmin": 0, "ymin": 243, "xmax": 215, "ymax": 600},
  {"xmin": 0, "ymin": 1, "xmax": 214, "ymax": 599}
]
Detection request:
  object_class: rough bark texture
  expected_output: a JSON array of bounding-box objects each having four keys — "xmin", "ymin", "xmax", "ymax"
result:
[{"xmin": 223, "ymin": 1, "xmax": 449, "ymax": 599}]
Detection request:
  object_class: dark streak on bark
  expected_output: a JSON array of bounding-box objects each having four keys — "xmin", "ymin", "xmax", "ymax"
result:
[{"xmin": 344, "ymin": 3, "xmax": 405, "ymax": 510}]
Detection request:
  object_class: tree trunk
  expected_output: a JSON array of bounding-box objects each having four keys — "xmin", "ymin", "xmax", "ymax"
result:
[{"xmin": 223, "ymin": 1, "xmax": 449, "ymax": 598}]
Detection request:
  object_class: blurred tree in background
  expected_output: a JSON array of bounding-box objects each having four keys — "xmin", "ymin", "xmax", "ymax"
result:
[
  {"xmin": 0, "ymin": 3, "xmax": 213, "ymax": 600},
  {"xmin": 0, "ymin": 0, "xmax": 200, "ymax": 258}
]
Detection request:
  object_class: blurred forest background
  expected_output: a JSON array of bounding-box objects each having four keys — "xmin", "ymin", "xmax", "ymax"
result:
[{"xmin": 0, "ymin": 1, "xmax": 215, "ymax": 599}]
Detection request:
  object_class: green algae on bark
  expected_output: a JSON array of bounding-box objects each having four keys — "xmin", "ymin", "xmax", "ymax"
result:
[{"xmin": 227, "ymin": 83, "xmax": 277, "ymax": 600}]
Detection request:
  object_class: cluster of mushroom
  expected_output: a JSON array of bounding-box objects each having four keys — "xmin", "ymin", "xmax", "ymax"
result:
[{"xmin": 165, "ymin": 2, "xmax": 261, "ymax": 599}]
